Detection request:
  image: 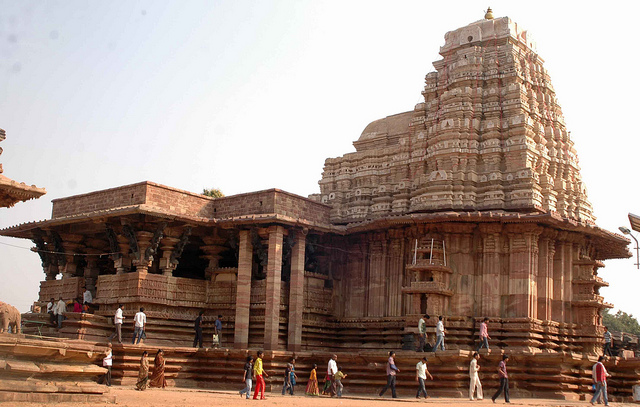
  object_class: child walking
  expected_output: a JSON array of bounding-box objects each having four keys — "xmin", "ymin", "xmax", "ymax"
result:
[
  {"xmin": 333, "ymin": 366, "xmax": 347, "ymax": 397},
  {"xmin": 305, "ymin": 363, "xmax": 320, "ymax": 396}
]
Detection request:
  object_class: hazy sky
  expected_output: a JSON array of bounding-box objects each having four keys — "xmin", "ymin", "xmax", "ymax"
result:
[{"xmin": 1, "ymin": 1, "xmax": 639, "ymax": 318}]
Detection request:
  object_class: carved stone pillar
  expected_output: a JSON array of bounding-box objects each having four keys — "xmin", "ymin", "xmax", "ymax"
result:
[
  {"xmin": 264, "ymin": 225, "xmax": 284, "ymax": 350},
  {"xmin": 83, "ymin": 253, "xmax": 101, "ymax": 295},
  {"xmin": 479, "ymin": 224, "xmax": 502, "ymax": 317},
  {"xmin": 505, "ymin": 225, "xmax": 542, "ymax": 318},
  {"xmin": 59, "ymin": 234, "xmax": 84, "ymax": 279},
  {"xmin": 158, "ymin": 237, "xmax": 180, "ymax": 276},
  {"xmin": 287, "ymin": 231, "xmax": 306, "ymax": 351},
  {"xmin": 387, "ymin": 232, "xmax": 404, "ymax": 317},
  {"xmin": 234, "ymin": 230, "xmax": 253, "ymax": 349},
  {"xmin": 45, "ymin": 264, "xmax": 59, "ymax": 281},
  {"xmin": 367, "ymin": 238, "xmax": 385, "ymax": 317},
  {"xmin": 114, "ymin": 236, "xmax": 131, "ymax": 275},
  {"xmin": 201, "ymin": 235, "xmax": 227, "ymax": 281},
  {"xmin": 552, "ymin": 239, "xmax": 566, "ymax": 322},
  {"xmin": 132, "ymin": 231, "xmax": 154, "ymax": 273},
  {"xmin": 537, "ymin": 231, "xmax": 556, "ymax": 322}
]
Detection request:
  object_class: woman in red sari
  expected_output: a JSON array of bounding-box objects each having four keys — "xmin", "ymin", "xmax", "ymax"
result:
[{"xmin": 149, "ymin": 349, "xmax": 167, "ymax": 388}]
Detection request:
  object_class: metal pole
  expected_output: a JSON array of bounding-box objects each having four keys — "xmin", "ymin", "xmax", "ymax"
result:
[
  {"xmin": 443, "ymin": 239, "xmax": 447, "ymax": 266},
  {"xmin": 413, "ymin": 239, "xmax": 418, "ymax": 265},
  {"xmin": 429, "ymin": 238, "xmax": 434, "ymax": 264},
  {"xmin": 631, "ymin": 234, "xmax": 640, "ymax": 269}
]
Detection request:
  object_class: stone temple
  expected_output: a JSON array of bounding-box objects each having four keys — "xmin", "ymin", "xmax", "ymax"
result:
[{"xmin": 1, "ymin": 11, "xmax": 638, "ymax": 400}]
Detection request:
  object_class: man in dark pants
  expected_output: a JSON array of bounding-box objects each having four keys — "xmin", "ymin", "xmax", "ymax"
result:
[
  {"xmin": 379, "ymin": 351, "xmax": 400, "ymax": 398},
  {"xmin": 492, "ymin": 355, "xmax": 510, "ymax": 403},
  {"xmin": 193, "ymin": 310, "xmax": 204, "ymax": 348}
]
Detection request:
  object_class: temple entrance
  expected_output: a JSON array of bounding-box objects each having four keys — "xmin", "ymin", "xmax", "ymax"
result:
[{"xmin": 173, "ymin": 243, "xmax": 208, "ymax": 280}]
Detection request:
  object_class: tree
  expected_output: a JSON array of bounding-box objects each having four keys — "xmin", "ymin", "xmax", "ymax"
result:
[
  {"xmin": 202, "ymin": 188, "xmax": 224, "ymax": 198},
  {"xmin": 602, "ymin": 308, "xmax": 640, "ymax": 335}
]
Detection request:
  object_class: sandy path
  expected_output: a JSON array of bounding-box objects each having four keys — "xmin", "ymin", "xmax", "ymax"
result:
[{"xmin": 6, "ymin": 386, "xmax": 636, "ymax": 407}]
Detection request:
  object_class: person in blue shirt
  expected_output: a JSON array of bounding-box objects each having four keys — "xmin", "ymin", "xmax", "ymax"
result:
[{"xmin": 215, "ymin": 315, "xmax": 223, "ymax": 345}]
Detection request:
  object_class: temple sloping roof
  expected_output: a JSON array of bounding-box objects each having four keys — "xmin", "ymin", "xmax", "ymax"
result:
[
  {"xmin": 0, "ymin": 129, "xmax": 46, "ymax": 208},
  {"xmin": 629, "ymin": 213, "xmax": 640, "ymax": 233}
]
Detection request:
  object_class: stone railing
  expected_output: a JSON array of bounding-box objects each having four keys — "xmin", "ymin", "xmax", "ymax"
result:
[{"xmin": 37, "ymin": 277, "xmax": 84, "ymax": 303}]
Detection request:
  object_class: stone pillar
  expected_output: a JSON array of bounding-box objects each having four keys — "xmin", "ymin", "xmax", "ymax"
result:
[
  {"xmin": 158, "ymin": 237, "xmax": 180, "ymax": 276},
  {"xmin": 45, "ymin": 263, "xmax": 58, "ymax": 281},
  {"xmin": 59, "ymin": 234, "xmax": 84, "ymax": 279},
  {"xmin": 505, "ymin": 225, "xmax": 542, "ymax": 318},
  {"xmin": 387, "ymin": 234, "xmax": 403, "ymax": 317},
  {"xmin": 264, "ymin": 225, "xmax": 284, "ymax": 350},
  {"xmin": 234, "ymin": 230, "xmax": 252, "ymax": 349},
  {"xmin": 202, "ymin": 235, "xmax": 227, "ymax": 281},
  {"xmin": 287, "ymin": 231, "xmax": 306, "ymax": 351},
  {"xmin": 367, "ymin": 238, "xmax": 385, "ymax": 317},
  {"xmin": 479, "ymin": 224, "xmax": 502, "ymax": 317},
  {"xmin": 83, "ymin": 254, "xmax": 100, "ymax": 295},
  {"xmin": 114, "ymin": 236, "xmax": 131, "ymax": 275},
  {"xmin": 132, "ymin": 231, "xmax": 154, "ymax": 273},
  {"xmin": 537, "ymin": 231, "xmax": 556, "ymax": 321},
  {"xmin": 552, "ymin": 239, "xmax": 566, "ymax": 322}
]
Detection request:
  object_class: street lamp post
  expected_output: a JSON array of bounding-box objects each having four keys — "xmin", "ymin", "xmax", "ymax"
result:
[{"xmin": 619, "ymin": 226, "xmax": 639, "ymax": 269}]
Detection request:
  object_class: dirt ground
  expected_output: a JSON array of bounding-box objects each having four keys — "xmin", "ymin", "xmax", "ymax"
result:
[{"xmin": 6, "ymin": 387, "xmax": 638, "ymax": 407}]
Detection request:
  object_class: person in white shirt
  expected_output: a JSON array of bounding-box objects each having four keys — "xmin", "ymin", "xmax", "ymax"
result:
[
  {"xmin": 132, "ymin": 307, "xmax": 147, "ymax": 345},
  {"xmin": 109, "ymin": 304, "xmax": 125, "ymax": 343},
  {"xmin": 102, "ymin": 343, "xmax": 113, "ymax": 386},
  {"xmin": 434, "ymin": 315, "xmax": 446, "ymax": 351},
  {"xmin": 415, "ymin": 356, "xmax": 433, "ymax": 399},
  {"xmin": 46, "ymin": 298, "xmax": 55, "ymax": 325},
  {"xmin": 324, "ymin": 354, "xmax": 338, "ymax": 396},
  {"xmin": 54, "ymin": 297, "xmax": 67, "ymax": 329},
  {"xmin": 83, "ymin": 287, "xmax": 93, "ymax": 311},
  {"xmin": 469, "ymin": 352, "xmax": 483, "ymax": 400}
]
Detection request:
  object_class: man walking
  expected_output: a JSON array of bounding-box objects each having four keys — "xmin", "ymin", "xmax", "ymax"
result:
[
  {"xmin": 434, "ymin": 315, "xmax": 446, "ymax": 352},
  {"xmin": 326, "ymin": 354, "xmax": 338, "ymax": 396},
  {"xmin": 193, "ymin": 310, "xmax": 204, "ymax": 348},
  {"xmin": 109, "ymin": 304, "xmax": 124, "ymax": 343},
  {"xmin": 82, "ymin": 286, "xmax": 93, "ymax": 312},
  {"xmin": 590, "ymin": 356, "xmax": 610, "ymax": 406},
  {"xmin": 476, "ymin": 317, "xmax": 491, "ymax": 351},
  {"xmin": 379, "ymin": 350, "xmax": 400, "ymax": 398},
  {"xmin": 603, "ymin": 327, "xmax": 613, "ymax": 357},
  {"xmin": 417, "ymin": 314, "xmax": 429, "ymax": 352},
  {"xmin": 132, "ymin": 307, "xmax": 146, "ymax": 345},
  {"xmin": 470, "ymin": 352, "xmax": 483, "ymax": 400},
  {"xmin": 491, "ymin": 355, "xmax": 510, "ymax": 403},
  {"xmin": 415, "ymin": 356, "xmax": 433, "ymax": 399}
]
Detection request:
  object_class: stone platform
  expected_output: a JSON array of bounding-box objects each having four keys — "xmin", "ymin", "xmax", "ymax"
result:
[
  {"xmin": 0, "ymin": 334, "xmax": 115, "ymax": 403},
  {"xmin": 107, "ymin": 344, "xmax": 640, "ymax": 402}
]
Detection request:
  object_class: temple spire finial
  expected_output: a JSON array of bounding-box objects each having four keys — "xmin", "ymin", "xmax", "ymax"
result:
[{"xmin": 485, "ymin": 7, "xmax": 494, "ymax": 20}]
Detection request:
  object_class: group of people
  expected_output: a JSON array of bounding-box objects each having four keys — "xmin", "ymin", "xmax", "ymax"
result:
[
  {"xmin": 98, "ymin": 345, "xmax": 612, "ymax": 403},
  {"xmin": 101, "ymin": 345, "xmax": 168, "ymax": 390},
  {"xmin": 107, "ymin": 305, "xmax": 147, "ymax": 344},
  {"xmin": 417, "ymin": 315, "xmax": 491, "ymax": 353},
  {"xmin": 45, "ymin": 287, "xmax": 94, "ymax": 329},
  {"xmin": 193, "ymin": 311, "xmax": 223, "ymax": 348}
]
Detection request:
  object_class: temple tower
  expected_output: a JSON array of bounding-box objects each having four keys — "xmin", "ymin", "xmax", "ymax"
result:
[{"xmin": 317, "ymin": 15, "xmax": 594, "ymax": 225}]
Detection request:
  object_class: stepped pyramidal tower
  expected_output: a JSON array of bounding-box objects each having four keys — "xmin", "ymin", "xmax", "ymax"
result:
[{"xmin": 316, "ymin": 12, "xmax": 593, "ymax": 224}]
